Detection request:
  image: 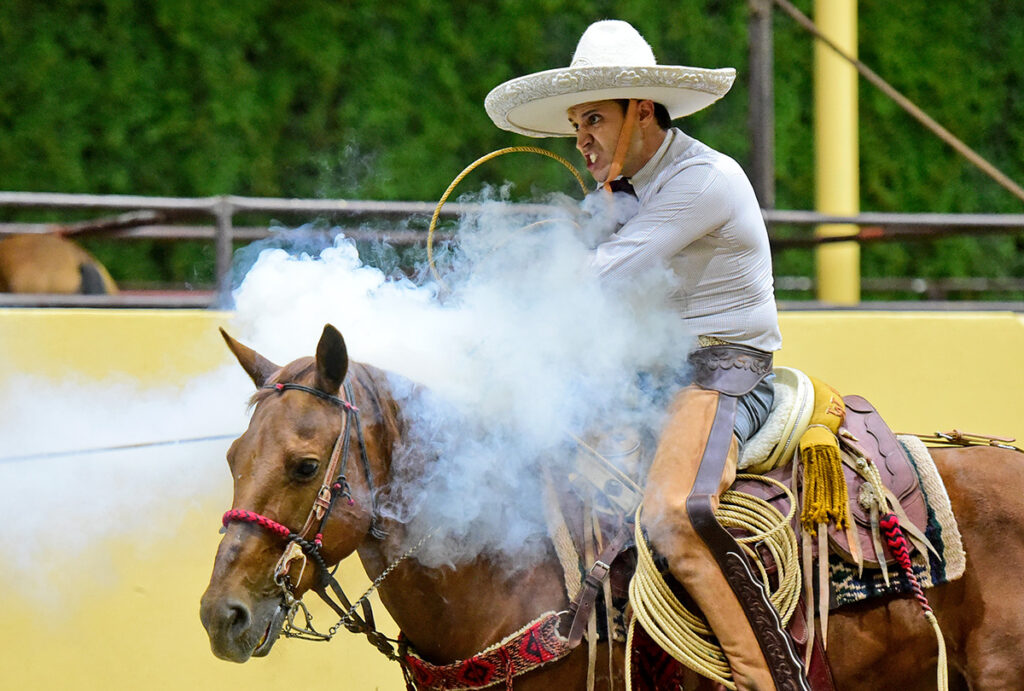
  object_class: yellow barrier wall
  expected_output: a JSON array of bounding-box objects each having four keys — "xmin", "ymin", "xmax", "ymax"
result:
[
  {"xmin": 0, "ymin": 310, "xmax": 405, "ymax": 691},
  {"xmin": 775, "ymin": 311, "xmax": 1024, "ymax": 443},
  {"xmin": 1, "ymin": 308, "xmax": 1021, "ymax": 690}
]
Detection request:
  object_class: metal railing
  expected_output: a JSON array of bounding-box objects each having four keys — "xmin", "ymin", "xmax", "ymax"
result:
[
  {"xmin": 0, "ymin": 191, "xmax": 558, "ymax": 301},
  {"xmin": 1, "ymin": 191, "xmax": 1023, "ymax": 308}
]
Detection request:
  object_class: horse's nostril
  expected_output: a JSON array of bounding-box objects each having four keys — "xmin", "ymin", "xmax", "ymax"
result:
[{"xmin": 225, "ymin": 599, "xmax": 251, "ymax": 636}]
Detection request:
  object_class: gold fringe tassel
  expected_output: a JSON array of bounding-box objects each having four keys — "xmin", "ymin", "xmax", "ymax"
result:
[
  {"xmin": 798, "ymin": 377, "xmax": 849, "ymax": 535},
  {"xmin": 799, "ymin": 427, "xmax": 849, "ymax": 534}
]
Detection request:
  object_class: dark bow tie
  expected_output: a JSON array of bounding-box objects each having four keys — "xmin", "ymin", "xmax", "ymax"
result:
[{"xmin": 608, "ymin": 177, "xmax": 636, "ymax": 198}]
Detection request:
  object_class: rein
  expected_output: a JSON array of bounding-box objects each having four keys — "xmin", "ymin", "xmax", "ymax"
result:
[{"xmin": 221, "ymin": 378, "xmax": 410, "ymax": 663}]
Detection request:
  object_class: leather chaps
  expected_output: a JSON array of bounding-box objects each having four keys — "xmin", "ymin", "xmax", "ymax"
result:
[{"xmin": 643, "ymin": 345, "xmax": 810, "ymax": 691}]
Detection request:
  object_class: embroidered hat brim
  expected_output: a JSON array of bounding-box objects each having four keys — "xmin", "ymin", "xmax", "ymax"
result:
[{"xmin": 485, "ymin": 64, "xmax": 736, "ymax": 138}]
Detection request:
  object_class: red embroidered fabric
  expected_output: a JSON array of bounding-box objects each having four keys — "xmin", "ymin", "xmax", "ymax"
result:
[
  {"xmin": 627, "ymin": 623, "xmax": 689, "ymax": 690},
  {"xmin": 403, "ymin": 611, "xmax": 572, "ymax": 690}
]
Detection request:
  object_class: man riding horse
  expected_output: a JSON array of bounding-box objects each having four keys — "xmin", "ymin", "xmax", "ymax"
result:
[{"xmin": 486, "ymin": 20, "xmax": 807, "ymax": 690}]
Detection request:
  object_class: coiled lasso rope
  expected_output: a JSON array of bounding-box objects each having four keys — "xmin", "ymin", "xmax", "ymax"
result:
[
  {"xmin": 627, "ymin": 474, "xmax": 802, "ymax": 691},
  {"xmin": 426, "ymin": 146, "xmax": 589, "ymax": 288}
]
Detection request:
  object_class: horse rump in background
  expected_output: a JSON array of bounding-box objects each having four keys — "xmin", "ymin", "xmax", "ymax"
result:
[{"xmin": 0, "ymin": 233, "xmax": 117, "ymax": 294}]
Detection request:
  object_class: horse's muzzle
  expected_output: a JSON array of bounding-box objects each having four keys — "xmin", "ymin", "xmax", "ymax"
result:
[{"xmin": 199, "ymin": 593, "xmax": 285, "ymax": 662}]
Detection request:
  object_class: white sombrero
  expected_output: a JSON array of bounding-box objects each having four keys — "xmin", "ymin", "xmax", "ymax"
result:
[{"xmin": 485, "ymin": 20, "xmax": 736, "ymax": 138}]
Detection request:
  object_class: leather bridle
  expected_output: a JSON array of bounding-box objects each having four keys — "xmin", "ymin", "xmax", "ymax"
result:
[
  {"xmin": 218, "ymin": 375, "xmax": 623, "ymax": 688},
  {"xmin": 220, "ymin": 378, "xmax": 402, "ymax": 654}
]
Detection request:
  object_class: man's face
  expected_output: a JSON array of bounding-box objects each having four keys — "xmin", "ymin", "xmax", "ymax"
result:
[{"xmin": 567, "ymin": 100, "xmax": 626, "ymax": 183}]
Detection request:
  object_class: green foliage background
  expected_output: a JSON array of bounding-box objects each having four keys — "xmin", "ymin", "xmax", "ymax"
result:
[{"xmin": 1, "ymin": 0, "xmax": 1022, "ymax": 294}]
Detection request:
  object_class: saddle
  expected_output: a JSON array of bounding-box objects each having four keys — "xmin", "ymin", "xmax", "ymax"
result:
[
  {"xmin": 568, "ymin": 372, "xmax": 933, "ymax": 584},
  {"xmin": 559, "ymin": 371, "xmax": 943, "ymax": 645},
  {"xmin": 558, "ymin": 371, "xmax": 958, "ymax": 691},
  {"xmin": 736, "ymin": 393, "xmax": 932, "ymax": 569}
]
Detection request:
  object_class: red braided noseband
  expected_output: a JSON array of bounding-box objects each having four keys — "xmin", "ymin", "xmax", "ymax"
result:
[{"xmin": 223, "ymin": 509, "xmax": 294, "ymax": 540}]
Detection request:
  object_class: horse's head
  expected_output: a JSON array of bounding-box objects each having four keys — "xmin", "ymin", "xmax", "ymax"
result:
[{"xmin": 200, "ymin": 324, "xmax": 382, "ymax": 662}]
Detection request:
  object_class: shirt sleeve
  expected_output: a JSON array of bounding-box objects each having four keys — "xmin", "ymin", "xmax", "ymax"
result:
[{"xmin": 588, "ymin": 162, "xmax": 732, "ymax": 282}]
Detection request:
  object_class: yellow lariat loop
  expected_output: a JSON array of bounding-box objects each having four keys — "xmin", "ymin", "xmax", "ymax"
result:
[
  {"xmin": 426, "ymin": 146, "xmax": 588, "ymax": 287},
  {"xmin": 798, "ymin": 377, "xmax": 849, "ymax": 534}
]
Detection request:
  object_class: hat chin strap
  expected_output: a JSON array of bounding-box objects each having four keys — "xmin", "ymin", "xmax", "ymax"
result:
[{"xmin": 603, "ymin": 99, "xmax": 639, "ymax": 193}]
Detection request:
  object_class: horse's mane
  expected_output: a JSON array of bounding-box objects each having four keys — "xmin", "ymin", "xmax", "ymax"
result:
[{"xmin": 349, "ymin": 362, "xmax": 406, "ymax": 451}]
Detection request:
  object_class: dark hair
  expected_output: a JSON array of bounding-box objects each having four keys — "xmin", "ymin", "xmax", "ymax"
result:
[{"xmin": 615, "ymin": 99, "xmax": 672, "ymax": 130}]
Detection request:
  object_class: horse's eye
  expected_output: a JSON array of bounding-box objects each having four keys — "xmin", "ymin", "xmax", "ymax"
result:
[{"xmin": 291, "ymin": 458, "xmax": 320, "ymax": 481}]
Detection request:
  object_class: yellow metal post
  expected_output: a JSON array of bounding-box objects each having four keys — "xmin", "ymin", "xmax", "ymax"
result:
[{"xmin": 814, "ymin": 0, "xmax": 860, "ymax": 303}]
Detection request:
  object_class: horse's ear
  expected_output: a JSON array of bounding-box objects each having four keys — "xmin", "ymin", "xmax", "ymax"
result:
[
  {"xmin": 220, "ymin": 328, "xmax": 280, "ymax": 388},
  {"xmin": 315, "ymin": 324, "xmax": 348, "ymax": 395}
]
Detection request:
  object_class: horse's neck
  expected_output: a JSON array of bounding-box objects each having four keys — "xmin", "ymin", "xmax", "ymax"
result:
[
  {"xmin": 351, "ymin": 364, "xmax": 569, "ymax": 662},
  {"xmin": 357, "ymin": 535, "xmax": 568, "ymax": 664}
]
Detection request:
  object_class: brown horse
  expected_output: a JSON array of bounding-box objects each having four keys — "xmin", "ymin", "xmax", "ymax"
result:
[
  {"xmin": 201, "ymin": 324, "xmax": 1024, "ymax": 690},
  {"xmin": 0, "ymin": 233, "xmax": 117, "ymax": 294}
]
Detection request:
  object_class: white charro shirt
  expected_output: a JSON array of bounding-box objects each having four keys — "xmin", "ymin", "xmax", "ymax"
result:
[{"xmin": 588, "ymin": 127, "xmax": 783, "ymax": 352}]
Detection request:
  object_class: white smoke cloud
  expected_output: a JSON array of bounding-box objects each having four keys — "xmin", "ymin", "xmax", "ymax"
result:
[
  {"xmin": 229, "ymin": 190, "xmax": 694, "ymax": 568},
  {"xmin": 0, "ymin": 367, "xmax": 253, "ymax": 601},
  {"xmin": 0, "ymin": 187, "xmax": 693, "ymax": 592}
]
